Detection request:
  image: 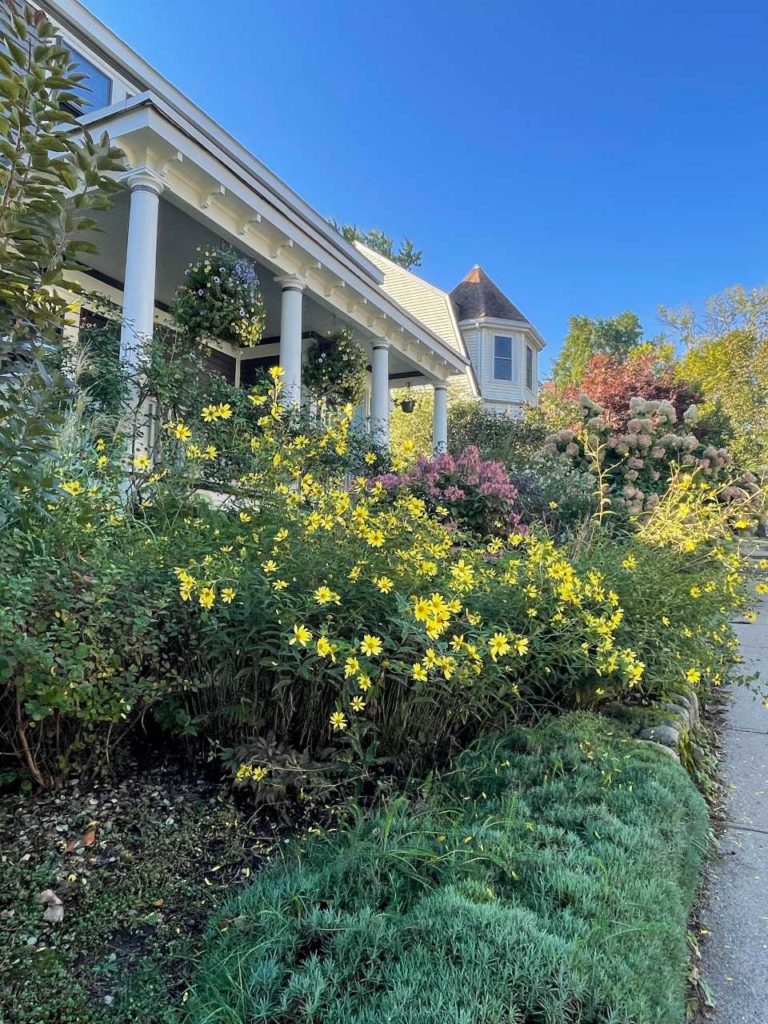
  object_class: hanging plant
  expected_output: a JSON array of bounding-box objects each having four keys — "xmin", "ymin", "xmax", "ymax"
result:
[
  {"xmin": 173, "ymin": 245, "xmax": 267, "ymax": 347},
  {"xmin": 303, "ymin": 328, "xmax": 367, "ymax": 407}
]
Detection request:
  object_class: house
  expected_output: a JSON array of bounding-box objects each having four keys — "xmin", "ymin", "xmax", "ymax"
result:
[
  {"xmin": 33, "ymin": 0, "xmax": 543, "ymax": 449},
  {"xmin": 358, "ymin": 246, "xmax": 545, "ymax": 416}
]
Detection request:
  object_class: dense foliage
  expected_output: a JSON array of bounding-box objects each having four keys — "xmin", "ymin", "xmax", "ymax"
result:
[
  {"xmin": 189, "ymin": 714, "xmax": 709, "ymax": 1024},
  {"xmin": 0, "ymin": 0, "xmax": 124, "ymax": 482}
]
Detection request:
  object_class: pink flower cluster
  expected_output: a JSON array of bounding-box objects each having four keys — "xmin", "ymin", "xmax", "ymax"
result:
[{"xmin": 376, "ymin": 446, "xmax": 520, "ymax": 535}]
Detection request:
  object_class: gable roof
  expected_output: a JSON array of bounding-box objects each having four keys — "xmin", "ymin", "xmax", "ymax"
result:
[
  {"xmin": 450, "ymin": 265, "xmax": 529, "ymax": 324},
  {"xmin": 355, "ymin": 243, "xmax": 479, "ymax": 394}
]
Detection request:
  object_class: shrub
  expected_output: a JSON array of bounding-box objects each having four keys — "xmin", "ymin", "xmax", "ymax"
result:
[
  {"xmin": 188, "ymin": 714, "xmax": 709, "ymax": 1024},
  {"xmin": 546, "ymin": 393, "xmax": 764, "ymax": 517},
  {"xmin": 374, "ymin": 446, "xmax": 521, "ymax": 536}
]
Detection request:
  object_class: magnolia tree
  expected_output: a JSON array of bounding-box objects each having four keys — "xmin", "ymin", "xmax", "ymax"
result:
[{"xmin": 545, "ymin": 394, "xmax": 762, "ymax": 516}]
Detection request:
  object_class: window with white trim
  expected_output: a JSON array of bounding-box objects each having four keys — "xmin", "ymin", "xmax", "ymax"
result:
[
  {"xmin": 493, "ymin": 335, "xmax": 513, "ymax": 381},
  {"xmin": 64, "ymin": 43, "xmax": 113, "ymax": 112},
  {"xmin": 526, "ymin": 345, "xmax": 534, "ymax": 390}
]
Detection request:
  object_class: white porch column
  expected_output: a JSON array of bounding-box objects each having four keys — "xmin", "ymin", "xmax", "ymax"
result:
[
  {"xmin": 119, "ymin": 169, "xmax": 163, "ymax": 371},
  {"xmin": 275, "ymin": 274, "xmax": 305, "ymax": 407},
  {"xmin": 433, "ymin": 381, "xmax": 449, "ymax": 453},
  {"xmin": 371, "ymin": 341, "xmax": 390, "ymax": 448}
]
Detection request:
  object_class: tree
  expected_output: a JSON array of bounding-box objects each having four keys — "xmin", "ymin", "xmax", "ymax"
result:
[
  {"xmin": 328, "ymin": 220, "xmax": 423, "ymax": 269},
  {"xmin": 663, "ymin": 286, "xmax": 768, "ymax": 468},
  {"xmin": 0, "ymin": 0, "xmax": 125, "ymax": 480},
  {"xmin": 552, "ymin": 311, "xmax": 644, "ymax": 388}
]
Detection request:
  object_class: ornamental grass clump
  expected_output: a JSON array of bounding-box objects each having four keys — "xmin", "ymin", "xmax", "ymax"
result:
[{"xmin": 188, "ymin": 714, "xmax": 709, "ymax": 1024}]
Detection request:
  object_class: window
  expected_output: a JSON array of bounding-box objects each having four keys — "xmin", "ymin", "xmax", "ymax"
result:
[
  {"xmin": 526, "ymin": 345, "xmax": 534, "ymax": 390},
  {"xmin": 493, "ymin": 335, "xmax": 513, "ymax": 381},
  {"xmin": 64, "ymin": 44, "xmax": 112, "ymax": 112}
]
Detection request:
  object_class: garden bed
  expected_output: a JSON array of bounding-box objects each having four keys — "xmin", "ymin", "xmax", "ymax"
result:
[{"xmin": 0, "ymin": 747, "xmax": 332, "ymax": 1024}]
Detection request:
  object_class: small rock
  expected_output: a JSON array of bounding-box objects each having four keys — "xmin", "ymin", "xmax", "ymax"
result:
[{"xmin": 638, "ymin": 725, "xmax": 681, "ymax": 750}]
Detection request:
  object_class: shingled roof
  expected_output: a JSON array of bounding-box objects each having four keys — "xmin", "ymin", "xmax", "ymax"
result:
[{"xmin": 450, "ymin": 265, "xmax": 529, "ymax": 324}]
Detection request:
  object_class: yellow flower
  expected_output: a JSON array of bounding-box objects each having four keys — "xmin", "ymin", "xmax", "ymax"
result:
[
  {"xmin": 350, "ymin": 696, "xmax": 366, "ymax": 713},
  {"xmin": 251, "ymin": 766, "xmax": 268, "ymax": 782},
  {"xmin": 548, "ymin": 501, "xmax": 559, "ymax": 510},
  {"xmin": 344, "ymin": 656, "xmax": 360, "ymax": 678},
  {"xmin": 756, "ymin": 583, "xmax": 768, "ymax": 596},
  {"xmin": 314, "ymin": 585, "xmax": 341, "ymax": 606},
  {"xmin": 273, "ymin": 579, "xmax": 288, "ymax": 591},
  {"xmin": 374, "ymin": 576, "xmax": 393, "ymax": 594},
  {"xmin": 133, "ymin": 453, "xmax": 151, "ymax": 471},
  {"xmin": 202, "ymin": 405, "xmax": 218, "ymax": 422},
  {"xmin": 268, "ymin": 365, "xmax": 284, "ymax": 379},
  {"xmin": 317, "ymin": 636, "xmax": 338, "ymax": 660},
  {"xmin": 290, "ymin": 624, "xmax": 312, "ymax": 648},
  {"xmin": 488, "ymin": 632, "xmax": 510, "ymax": 661},
  {"xmin": 514, "ymin": 636, "xmax": 530, "ymax": 656},
  {"xmin": 413, "ymin": 598, "xmax": 432, "ymax": 622},
  {"xmin": 364, "ymin": 452, "xmax": 377, "ymax": 465},
  {"xmin": 199, "ymin": 586, "xmax": 215, "ymax": 609},
  {"xmin": 216, "ymin": 403, "xmax": 233, "ymax": 419},
  {"xmin": 329, "ymin": 710, "xmax": 348, "ymax": 731},
  {"xmin": 366, "ymin": 529, "xmax": 385, "ymax": 548},
  {"xmin": 621, "ymin": 554, "xmax": 637, "ymax": 571},
  {"xmin": 60, "ymin": 480, "xmax": 82, "ymax": 496},
  {"xmin": 96, "ymin": 455, "xmax": 109, "ymax": 470},
  {"xmin": 221, "ymin": 587, "xmax": 236, "ymax": 604},
  {"xmin": 358, "ymin": 674, "xmax": 372, "ymax": 691},
  {"xmin": 360, "ymin": 634, "xmax": 383, "ymax": 657},
  {"xmin": 174, "ymin": 423, "xmax": 192, "ymax": 442},
  {"xmin": 239, "ymin": 511, "xmax": 252, "ymax": 523},
  {"xmin": 412, "ymin": 663, "xmax": 428, "ymax": 682},
  {"xmin": 205, "ymin": 445, "xmax": 218, "ymax": 460},
  {"xmin": 684, "ymin": 667, "xmax": 702, "ymax": 685},
  {"xmin": 95, "ymin": 438, "xmax": 106, "ymax": 452},
  {"xmin": 262, "ymin": 559, "xmax": 278, "ymax": 575}
]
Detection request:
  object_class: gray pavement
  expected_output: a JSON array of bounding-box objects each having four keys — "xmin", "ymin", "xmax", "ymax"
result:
[{"xmin": 702, "ymin": 568, "xmax": 768, "ymax": 1023}]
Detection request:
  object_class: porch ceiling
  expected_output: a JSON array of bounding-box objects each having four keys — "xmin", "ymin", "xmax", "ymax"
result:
[{"xmin": 77, "ymin": 195, "xmax": 429, "ymax": 378}]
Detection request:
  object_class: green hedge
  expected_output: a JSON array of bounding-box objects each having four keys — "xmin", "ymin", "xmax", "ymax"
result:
[{"xmin": 188, "ymin": 714, "xmax": 709, "ymax": 1024}]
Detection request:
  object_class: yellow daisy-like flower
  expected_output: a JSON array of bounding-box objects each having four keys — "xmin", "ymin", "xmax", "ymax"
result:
[
  {"xmin": 262, "ymin": 560, "xmax": 278, "ymax": 575},
  {"xmin": 344, "ymin": 656, "xmax": 360, "ymax": 678},
  {"xmin": 684, "ymin": 667, "xmax": 702, "ymax": 685},
  {"xmin": 329, "ymin": 710, "xmax": 348, "ymax": 731},
  {"xmin": 364, "ymin": 452, "xmax": 377, "ymax": 465},
  {"xmin": 60, "ymin": 480, "xmax": 82, "ymax": 496},
  {"xmin": 95, "ymin": 438, "xmax": 106, "ymax": 452},
  {"xmin": 514, "ymin": 636, "xmax": 530, "ymax": 656},
  {"xmin": 216, "ymin": 403, "xmax": 233, "ymax": 420},
  {"xmin": 366, "ymin": 529, "xmax": 385, "ymax": 548},
  {"xmin": 488, "ymin": 632, "xmax": 510, "ymax": 661},
  {"xmin": 317, "ymin": 636, "xmax": 337, "ymax": 660},
  {"xmin": 273, "ymin": 579, "xmax": 288, "ymax": 591},
  {"xmin": 350, "ymin": 696, "xmax": 366, "ymax": 713},
  {"xmin": 199, "ymin": 586, "xmax": 215, "ymax": 609},
  {"xmin": 174, "ymin": 423, "xmax": 192, "ymax": 442},
  {"xmin": 221, "ymin": 587, "xmax": 236, "ymax": 604},
  {"xmin": 239, "ymin": 511, "xmax": 252, "ymax": 523},
  {"xmin": 251, "ymin": 766, "xmax": 268, "ymax": 782},
  {"xmin": 358, "ymin": 674, "xmax": 372, "ymax": 691},
  {"xmin": 360, "ymin": 634, "xmax": 383, "ymax": 658},
  {"xmin": 268, "ymin": 365, "xmax": 284, "ymax": 379},
  {"xmin": 314, "ymin": 585, "xmax": 341, "ymax": 606},
  {"xmin": 202, "ymin": 405, "xmax": 219, "ymax": 423},
  {"xmin": 290, "ymin": 624, "xmax": 312, "ymax": 648},
  {"xmin": 412, "ymin": 663, "xmax": 428, "ymax": 682},
  {"xmin": 374, "ymin": 576, "xmax": 393, "ymax": 594},
  {"xmin": 133, "ymin": 453, "xmax": 151, "ymax": 471}
]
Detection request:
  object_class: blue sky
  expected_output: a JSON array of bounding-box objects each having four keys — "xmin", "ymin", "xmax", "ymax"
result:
[{"xmin": 87, "ymin": 0, "xmax": 768, "ymax": 374}]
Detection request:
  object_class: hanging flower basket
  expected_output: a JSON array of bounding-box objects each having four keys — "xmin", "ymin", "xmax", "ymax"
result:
[
  {"xmin": 304, "ymin": 328, "xmax": 367, "ymax": 407},
  {"xmin": 173, "ymin": 245, "xmax": 267, "ymax": 347}
]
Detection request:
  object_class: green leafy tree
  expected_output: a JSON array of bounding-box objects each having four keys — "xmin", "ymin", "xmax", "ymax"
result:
[
  {"xmin": 552, "ymin": 311, "xmax": 645, "ymax": 388},
  {"xmin": 0, "ymin": 0, "xmax": 125, "ymax": 481},
  {"xmin": 329, "ymin": 220, "xmax": 423, "ymax": 269},
  {"xmin": 662, "ymin": 286, "xmax": 768, "ymax": 467}
]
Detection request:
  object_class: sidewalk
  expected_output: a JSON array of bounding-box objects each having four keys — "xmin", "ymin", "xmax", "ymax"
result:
[{"xmin": 701, "ymin": 553, "xmax": 768, "ymax": 1023}]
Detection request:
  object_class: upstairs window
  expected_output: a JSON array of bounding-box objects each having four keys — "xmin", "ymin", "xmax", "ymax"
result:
[
  {"xmin": 526, "ymin": 345, "xmax": 534, "ymax": 390},
  {"xmin": 64, "ymin": 44, "xmax": 112, "ymax": 113},
  {"xmin": 493, "ymin": 335, "xmax": 513, "ymax": 381}
]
